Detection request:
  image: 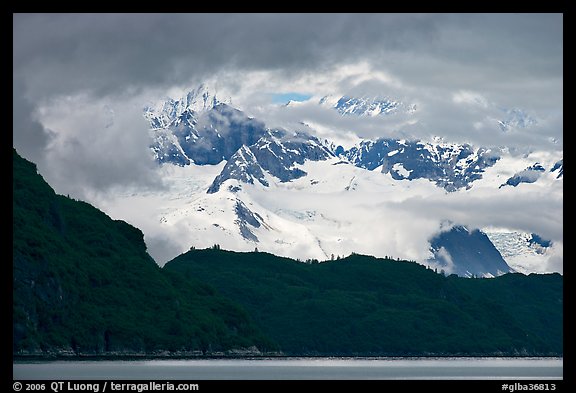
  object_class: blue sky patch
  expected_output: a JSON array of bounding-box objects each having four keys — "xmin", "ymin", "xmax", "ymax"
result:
[{"xmin": 272, "ymin": 92, "xmax": 312, "ymax": 104}]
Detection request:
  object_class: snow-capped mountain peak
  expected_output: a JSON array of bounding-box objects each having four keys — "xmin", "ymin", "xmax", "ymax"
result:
[
  {"xmin": 428, "ymin": 225, "xmax": 514, "ymax": 278},
  {"xmin": 485, "ymin": 230, "xmax": 560, "ymax": 275},
  {"xmin": 207, "ymin": 129, "xmax": 334, "ymax": 194},
  {"xmin": 497, "ymin": 108, "xmax": 537, "ymax": 131},
  {"xmin": 144, "ymin": 84, "xmax": 229, "ymax": 130},
  {"xmin": 550, "ymin": 159, "xmax": 563, "ymax": 178},
  {"xmin": 319, "ymin": 94, "xmax": 414, "ymax": 117},
  {"xmin": 178, "ymin": 83, "xmax": 224, "ymax": 113}
]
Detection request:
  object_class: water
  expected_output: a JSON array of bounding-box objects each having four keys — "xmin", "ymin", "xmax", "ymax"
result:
[{"xmin": 13, "ymin": 357, "xmax": 562, "ymax": 380}]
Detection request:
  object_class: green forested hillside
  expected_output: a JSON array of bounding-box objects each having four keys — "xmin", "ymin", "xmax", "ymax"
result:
[
  {"xmin": 13, "ymin": 148, "xmax": 562, "ymax": 357},
  {"xmin": 165, "ymin": 249, "xmax": 563, "ymax": 356},
  {"xmin": 13, "ymin": 149, "xmax": 274, "ymax": 355}
]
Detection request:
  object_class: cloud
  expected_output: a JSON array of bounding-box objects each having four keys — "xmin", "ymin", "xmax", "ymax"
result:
[
  {"xmin": 32, "ymin": 92, "xmax": 166, "ymax": 199},
  {"xmin": 12, "ymin": 14, "xmax": 437, "ymax": 100},
  {"xmin": 232, "ymin": 70, "xmax": 562, "ymax": 154},
  {"xmin": 144, "ymin": 233, "xmax": 186, "ymax": 267},
  {"xmin": 13, "ymin": 80, "xmax": 53, "ymax": 165},
  {"xmin": 429, "ymin": 247, "xmax": 455, "ymax": 274},
  {"xmin": 452, "ymin": 91, "xmax": 489, "ymax": 108},
  {"xmin": 545, "ymin": 248, "xmax": 563, "ymax": 274},
  {"xmin": 393, "ymin": 182, "xmax": 563, "ymax": 244},
  {"xmin": 14, "ymin": 13, "xmax": 562, "ymax": 102}
]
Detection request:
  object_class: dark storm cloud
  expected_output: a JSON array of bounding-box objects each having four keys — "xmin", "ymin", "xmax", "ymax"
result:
[
  {"xmin": 14, "ymin": 12, "xmax": 563, "ymax": 97},
  {"xmin": 14, "ymin": 13, "xmax": 562, "ymax": 122},
  {"xmin": 12, "ymin": 79, "xmax": 52, "ymax": 163},
  {"xmin": 13, "ymin": 13, "xmax": 442, "ymax": 98}
]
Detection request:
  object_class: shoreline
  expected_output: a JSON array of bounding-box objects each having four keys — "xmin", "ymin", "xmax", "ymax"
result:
[{"xmin": 13, "ymin": 354, "xmax": 564, "ymax": 362}]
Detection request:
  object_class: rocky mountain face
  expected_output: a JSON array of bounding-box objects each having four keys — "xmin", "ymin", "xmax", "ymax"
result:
[
  {"xmin": 146, "ymin": 103, "xmax": 268, "ymax": 166},
  {"xmin": 429, "ymin": 226, "xmax": 514, "ymax": 277},
  {"xmin": 207, "ymin": 129, "xmax": 333, "ymax": 193},
  {"xmin": 343, "ymin": 139, "xmax": 500, "ymax": 192},
  {"xmin": 145, "ymin": 88, "xmax": 502, "ymax": 193}
]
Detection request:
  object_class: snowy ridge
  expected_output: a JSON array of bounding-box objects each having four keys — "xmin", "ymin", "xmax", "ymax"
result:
[
  {"xmin": 124, "ymin": 85, "xmax": 564, "ymax": 276},
  {"xmin": 146, "ymin": 99, "xmax": 269, "ymax": 166},
  {"xmin": 207, "ymin": 128, "xmax": 334, "ymax": 193},
  {"xmin": 207, "ymin": 145, "xmax": 269, "ymax": 193},
  {"xmin": 498, "ymin": 108, "xmax": 537, "ymax": 131},
  {"xmin": 485, "ymin": 230, "xmax": 562, "ymax": 275},
  {"xmin": 213, "ymin": 150, "xmax": 560, "ymax": 276},
  {"xmin": 550, "ymin": 159, "xmax": 563, "ymax": 178},
  {"xmin": 345, "ymin": 138, "xmax": 500, "ymax": 191},
  {"xmin": 145, "ymin": 87, "xmax": 504, "ymax": 191},
  {"xmin": 319, "ymin": 94, "xmax": 416, "ymax": 117},
  {"xmin": 144, "ymin": 84, "xmax": 227, "ymax": 129},
  {"xmin": 499, "ymin": 163, "xmax": 546, "ymax": 188},
  {"xmin": 102, "ymin": 141, "xmax": 562, "ymax": 276}
]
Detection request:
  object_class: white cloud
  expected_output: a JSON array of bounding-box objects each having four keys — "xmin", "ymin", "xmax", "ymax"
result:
[
  {"xmin": 430, "ymin": 247, "xmax": 455, "ymax": 274},
  {"xmin": 33, "ymin": 91, "xmax": 166, "ymax": 200},
  {"xmin": 395, "ymin": 179, "xmax": 563, "ymax": 244},
  {"xmin": 452, "ymin": 90, "xmax": 489, "ymax": 108}
]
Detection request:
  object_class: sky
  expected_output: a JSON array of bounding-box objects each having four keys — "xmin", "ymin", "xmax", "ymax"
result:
[{"xmin": 12, "ymin": 13, "xmax": 563, "ymax": 270}]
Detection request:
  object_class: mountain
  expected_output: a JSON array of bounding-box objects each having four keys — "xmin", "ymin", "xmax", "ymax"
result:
[
  {"xmin": 319, "ymin": 94, "xmax": 416, "ymax": 116},
  {"xmin": 165, "ymin": 248, "xmax": 563, "ymax": 356},
  {"xmin": 144, "ymin": 85, "xmax": 267, "ymax": 166},
  {"xmin": 499, "ymin": 163, "xmax": 546, "ymax": 188},
  {"xmin": 145, "ymin": 88, "xmax": 502, "ymax": 193},
  {"xmin": 137, "ymin": 86, "xmax": 562, "ymax": 276},
  {"xmin": 136, "ymin": 152, "xmax": 522, "ymax": 277},
  {"xmin": 550, "ymin": 159, "xmax": 563, "ymax": 178},
  {"xmin": 428, "ymin": 225, "xmax": 514, "ymax": 277},
  {"xmin": 485, "ymin": 231, "xmax": 558, "ymax": 275},
  {"xmin": 145, "ymin": 88, "xmax": 504, "ymax": 194},
  {"xmin": 13, "ymin": 149, "xmax": 273, "ymax": 356},
  {"xmin": 498, "ymin": 108, "xmax": 537, "ymax": 131},
  {"xmin": 344, "ymin": 138, "xmax": 500, "ymax": 192},
  {"xmin": 207, "ymin": 129, "xmax": 333, "ymax": 193},
  {"xmin": 144, "ymin": 84, "xmax": 226, "ymax": 129}
]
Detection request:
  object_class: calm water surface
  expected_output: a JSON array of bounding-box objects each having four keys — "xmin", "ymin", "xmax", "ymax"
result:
[{"xmin": 13, "ymin": 357, "xmax": 562, "ymax": 380}]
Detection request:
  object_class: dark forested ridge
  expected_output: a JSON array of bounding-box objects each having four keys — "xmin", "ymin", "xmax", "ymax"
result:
[
  {"xmin": 13, "ymin": 149, "xmax": 274, "ymax": 357},
  {"xmin": 165, "ymin": 249, "xmax": 563, "ymax": 356},
  {"xmin": 13, "ymin": 148, "xmax": 562, "ymax": 357}
]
